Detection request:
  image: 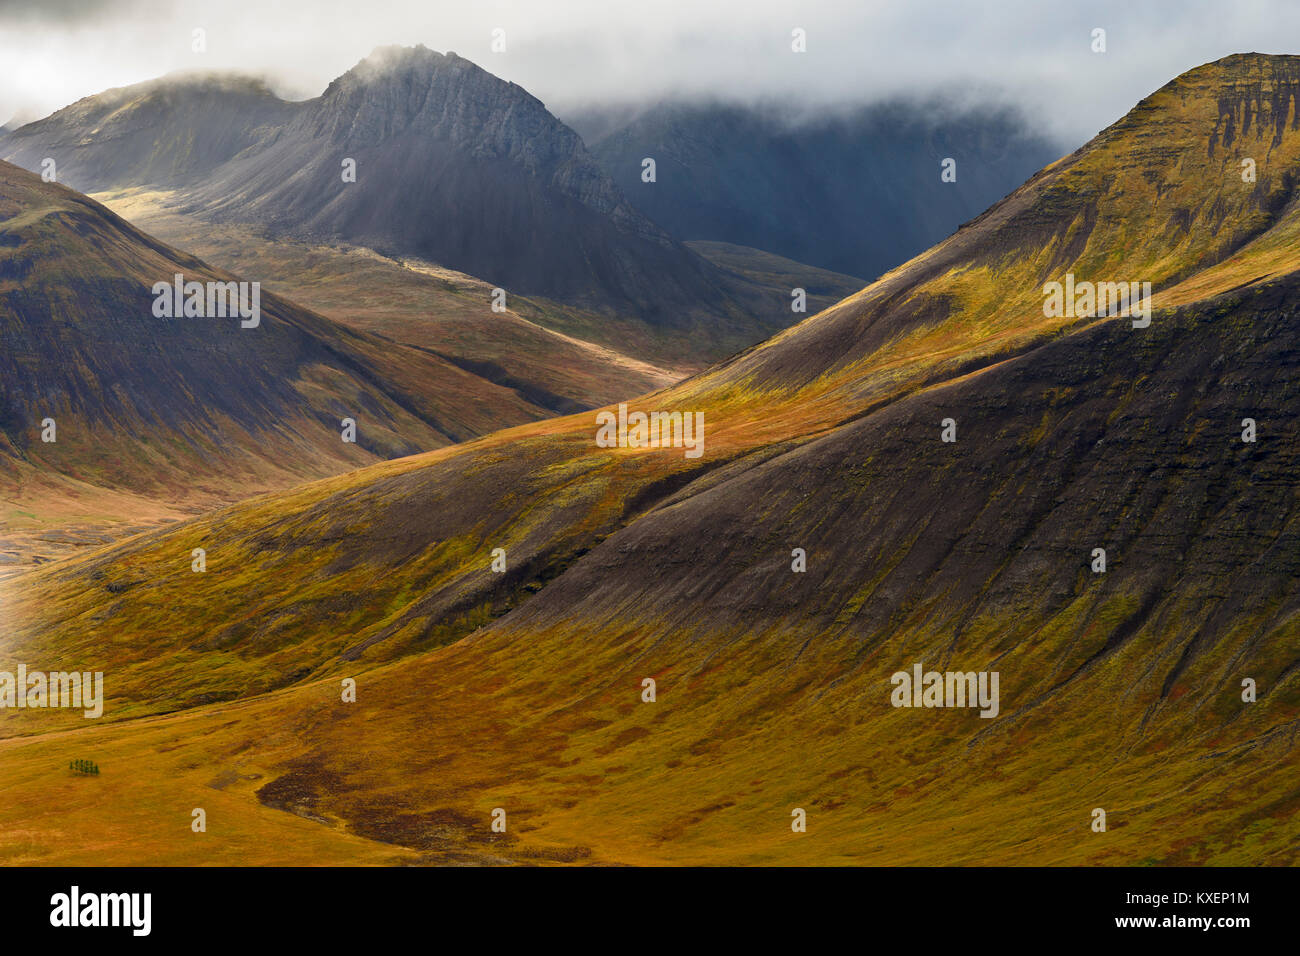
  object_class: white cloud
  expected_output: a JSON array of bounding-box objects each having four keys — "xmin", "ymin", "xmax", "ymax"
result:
[{"xmin": 1, "ymin": 0, "xmax": 1297, "ymax": 146}]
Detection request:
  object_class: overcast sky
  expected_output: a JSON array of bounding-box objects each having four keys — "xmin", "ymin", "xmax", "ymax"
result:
[{"xmin": 2, "ymin": 0, "xmax": 1299, "ymax": 147}]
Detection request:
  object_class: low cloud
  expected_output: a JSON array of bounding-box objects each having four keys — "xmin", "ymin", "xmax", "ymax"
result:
[{"xmin": 2, "ymin": 0, "xmax": 1298, "ymax": 146}]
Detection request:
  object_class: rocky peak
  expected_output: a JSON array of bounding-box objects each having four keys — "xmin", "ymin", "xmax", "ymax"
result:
[
  {"xmin": 314, "ymin": 46, "xmax": 570, "ymax": 165},
  {"xmin": 311, "ymin": 45, "xmax": 664, "ymax": 237}
]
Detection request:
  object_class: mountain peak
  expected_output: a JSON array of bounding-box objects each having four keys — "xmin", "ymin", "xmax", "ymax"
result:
[
  {"xmin": 63, "ymin": 70, "xmax": 282, "ymax": 116},
  {"xmin": 1140, "ymin": 51, "xmax": 1300, "ymax": 109},
  {"xmin": 1084, "ymin": 50, "xmax": 1300, "ymax": 162},
  {"xmin": 312, "ymin": 44, "xmax": 554, "ymax": 150},
  {"xmin": 324, "ymin": 44, "xmax": 521, "ymax": 103},
  {"xmin": 1189, "ymin": 50, "xmax": 1299, "ymax": 74},
  {"xmin": 338, "ymin": 44, "xmax": 458, "ymax": 82}
]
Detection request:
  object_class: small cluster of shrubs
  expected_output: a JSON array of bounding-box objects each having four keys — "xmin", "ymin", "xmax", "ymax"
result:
[{"xmin": 69, "ymin": 759, "xmax": 99, "ymax": 775}]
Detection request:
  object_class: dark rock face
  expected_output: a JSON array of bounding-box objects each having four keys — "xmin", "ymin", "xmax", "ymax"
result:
[{"xmin": 308, "ymin": 48, "xmax": 642, "ymax": 227}]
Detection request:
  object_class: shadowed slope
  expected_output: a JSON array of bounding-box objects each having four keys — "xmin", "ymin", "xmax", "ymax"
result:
[
  {"xmin": 0, "ymin": 74, "xmax": 296, "ymax": 189},
  {"xmin": 574, "ymin": 99, "xmax": 1062, "ymax": 279},
  {"xmin": 0, "ymin": 160, "xmax": 550, "ymax": 539}
]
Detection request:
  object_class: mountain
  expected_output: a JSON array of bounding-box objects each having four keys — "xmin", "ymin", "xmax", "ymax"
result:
[
  {"xmin": 95, "ymin": 187, "xmax": 686, "ymax": 411},
  {"xmin": 570, "ymin": 99, "xmax": 1064, "ymax": 279},
  {"xmin": 0, "ymin": 159, "xmax": 552, "ymax": 561},
  {"xmin": 0, "ymin": 48, "xmax": 803, "ymax": 350},
  {"xmin": 0, "ymin": 74, "xmax": 296, "ymax": 189},
  {"xmin": 3, "ymin": 53, "xmax": 1299, "ymax": 866}
]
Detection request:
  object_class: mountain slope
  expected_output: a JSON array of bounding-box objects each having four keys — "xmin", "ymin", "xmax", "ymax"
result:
[
  {"xmin": 0, "ymin": 160, "xmax": 550, "ymax": 548},
  {"xmin": 0, "ymin": 73, "xmax": 295, "ymax": 188},
  {"xmin": 685, "ymin": 240, "xmax": 865, "ymax": 313},
  {"xmin": 94, "ymin": 186, "xmax": 686, "ymax": 411},
  {"xmin": 3, "ymin": 53, "xmax": 1299, "ymax": 865}
]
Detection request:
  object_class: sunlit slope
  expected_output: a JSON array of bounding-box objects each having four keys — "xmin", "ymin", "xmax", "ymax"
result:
[
  {"xmin": 94, "ymin": 187, "xmax": 691, "ymax": 401},
  {"xmin": 373, "ymin": 275, "xmax": 1300, "ymax": 866},
  {"xmin": 681, "ymin": 53, "xmax": 1300, "ymax": 410},
  {"xmin": 91, "ymin": 196, "xmax": 861, "ymax": 389},
  {"xmin": 0, "ymin": 162, "xmax": 551, "ymax": 522}
]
